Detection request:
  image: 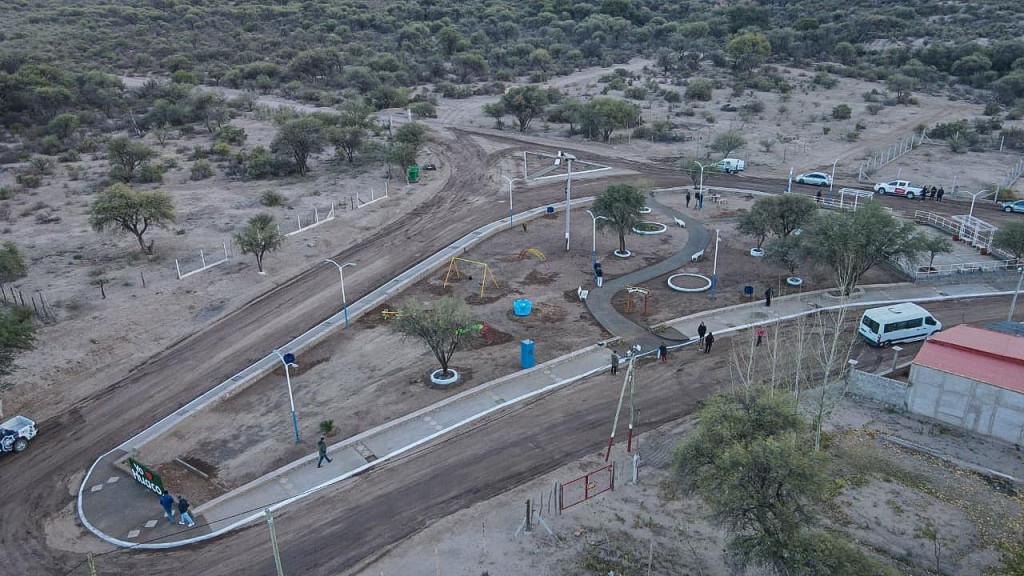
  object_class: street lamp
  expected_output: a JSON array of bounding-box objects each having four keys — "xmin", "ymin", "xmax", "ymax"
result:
[
  {"xmin": 710, "ymin": 229, "xmax": 720, "ymax": 300},
  {"xmin": 960, "ymin": 189, "xmax": 988, "ymax": 244},
  {"xmin": 695, "ymin": 160, "xmax": 708, "ymax": 200},
  {"xmin": 556, "ymin": 152, "xmax": 576, "ymax": 251},
  {"xmin": 501, "ymin": 175, "xmax": 524, "ymax": 229},
  {"xmin": 585, "ymin": 209, "xmax": 610, "ymax": 266},
  {"xmin": 272, "ymin": 349, "xmax": 301, "ymax": 445},
  {"xmin": 1009, "ymin": 267, "xmax": 1024, "ymax": 321},
  {"xmin": 828, "ymin": 158, "xmax": 838, "ymax": 198},
  {"xmin": 323, "ymin": 259, "xmax": 356, "ymax": 327}
]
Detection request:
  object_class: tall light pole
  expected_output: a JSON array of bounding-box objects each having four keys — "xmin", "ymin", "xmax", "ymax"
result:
[
  {"xmin": 829, "ymin": 158, "xmax": 838, "ymax": 198},
  {"xmin": 323, "ymin": 259, "xmax": 356, "ymax": 327},
  {"xmin": 501, "ymin": 175, "xmax": 523, "ymax": 229},
  {"xmin": 585, "ymin": 209, "xmax": 609, "ymax": 266},
  {"xmin": 695, "ymin": 160, "xmax": 708, "ymax": 199},
  {"xmin": 559, "ymin": 152, "xmax": 576, "ymax": 251},
  {"xmin": 272, "ymin": 349, "xmax": 301, "ymax": 444},
  {"xmin": 1009, "ymin": 267, "xmax": 1024, "ymax": 321},
  {"xmin": 710, "ymin": 229, "xmax": 720, "ymax": 300},
  {"xmin": 960, "ymin": 189, "xmax": 988, "ymax": 243}
]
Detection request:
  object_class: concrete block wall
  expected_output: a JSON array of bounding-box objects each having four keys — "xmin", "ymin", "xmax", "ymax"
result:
[
  {"xmin": 907, "ymin": 365, "xmax": 1024, "ymax": 445},
  {"xmin": 849, "ymin": 370, "xmax": 909, "ymax": 408}
]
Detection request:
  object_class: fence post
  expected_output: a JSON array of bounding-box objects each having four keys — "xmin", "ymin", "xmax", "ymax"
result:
[
  {"xmin": 223, "ymin": 241, "xmax": 229, "ymax": 260},
  {"xmin": 176, "ymin": 259, "xmax": 182, "ymax": 280},
  {"xmin": 554, "ymin": 481, "xmax": 561, "ymax": 515},
  {"xmin": 525, "ymin": 500, "xmax": 531, "ymax": 532},
  {"xmin": 200, "ymin": 249, "xmax": 206, "ymax": 268}
]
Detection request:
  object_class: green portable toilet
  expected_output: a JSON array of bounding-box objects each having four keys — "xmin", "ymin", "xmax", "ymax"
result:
[{"xmin": 407, "ymin": 165, "xmax": 420, "ymax": 183}]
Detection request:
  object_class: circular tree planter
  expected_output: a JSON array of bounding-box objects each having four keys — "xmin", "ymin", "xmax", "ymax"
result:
[
  {"xmin": 632, "ymin": 222, "xmax": 667, "ymax": 235},
  {"xmin": 750, "ymin": 248, "xmax": 765, "ymax": 257},
  {"xmin": 614, "ymin": 249, "xmax": 632, "ymax": 258},
  {"xmin": 786, "ymin": 277, "xmax": 803, "ymax": 287},
  {"xmin": 430, "ymin": 369, "xmax": 460, "ymax": 387},
  {"xmin": 667, "ymin": 273, "xmax": 712, "ymax": 292},
  {"xmin": 638, "ymin": 207, "xmax": 652, "ymax": 214}
]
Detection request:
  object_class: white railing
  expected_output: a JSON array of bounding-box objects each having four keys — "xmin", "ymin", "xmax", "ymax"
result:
[
  {"xmin": 913, "ymin": 210, "xmax": 998, "ymax": 251},
  {"xmin": 356, "ymin": 181, "xmax": 389, "ymax": 207},
  {"xmin": 913, "ymin": 257, "xmax": 1020, "ymax": 277},
  {"xmin": 176, "ymin": 242, "xmax": 230, "ymax": 280},
  {"xmin": 279, "ymin": 203, "xmax": 336, "ymax": 237},
  {"xmin": 818, "ymin": 194, "xmax": 892, "ymax": 213}
]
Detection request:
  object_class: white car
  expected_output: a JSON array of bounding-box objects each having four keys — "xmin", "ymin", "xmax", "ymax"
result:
[{"xmin": 796, "ymin": 172, "xmax": 832, "ymax": 186}]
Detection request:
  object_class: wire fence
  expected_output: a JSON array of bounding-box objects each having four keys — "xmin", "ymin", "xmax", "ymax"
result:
[{"xmin": 858, "ymin": 130, "xmax": 930, "ymax": 182}]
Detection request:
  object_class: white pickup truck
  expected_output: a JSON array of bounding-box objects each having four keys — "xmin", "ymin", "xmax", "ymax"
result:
[
  {"xmin": 874, "ymin": 180, "xmax": 924, "ymax": 199},
  {"xmin": 1, "ymin": 415, "xmax": 37, "ymax": 454}
]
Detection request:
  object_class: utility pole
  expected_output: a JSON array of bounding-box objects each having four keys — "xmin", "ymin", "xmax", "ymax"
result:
[{"xmin": 265, "ymin": 509, "xmax": 285, "ymax": 576}]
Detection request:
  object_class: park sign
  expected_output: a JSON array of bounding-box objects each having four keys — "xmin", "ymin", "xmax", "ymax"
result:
[{"xmin": 128, "ymin": 457, "xmax": 165, "ymax": 496}]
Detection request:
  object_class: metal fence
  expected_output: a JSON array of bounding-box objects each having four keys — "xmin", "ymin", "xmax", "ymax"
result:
[{"xmin": 858, "ymin": 130, "xmax": 930, "ymax": 182}]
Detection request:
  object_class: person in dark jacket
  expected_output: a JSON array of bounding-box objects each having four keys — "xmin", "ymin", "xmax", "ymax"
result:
[
  {"xmin": 686, "ymin": 191, "xmax": 691, "ymax": 208},
  {"xmin": 658, "ymin": 343, "xmax": 668, "ymax": 363},
  {"xmin": 177, "ymin": 495, "xmax": 195, "ymax": 527},
  {"xmin": 937, "ymin": 187, "xmax": 944, "ymax": 202},
  {"xmin": 764, "ymin": 287, "xmax": 773, "ymax": 307},
  {"xmin": 704, "ymin": 332, "xmax": 715, "ymax": 354},
  {"xmin": 159, "ymin": 490, "xmax": 175, "ymax": 522},
  {"xmin": 697, "ymin": 321, "xmax": 707, "ymax": 344},
  {"xmin": 317, "ymin": 436, "xmax": 332, "ymax": 468}
]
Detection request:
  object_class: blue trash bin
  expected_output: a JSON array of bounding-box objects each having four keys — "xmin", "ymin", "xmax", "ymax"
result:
[
  {"xmin": 513, "ymin": 299, "xmax": 532, "ymax": 316},
  {"xmin": 520, "ymin": 339, "xmax": 535, "ymax": 369}
]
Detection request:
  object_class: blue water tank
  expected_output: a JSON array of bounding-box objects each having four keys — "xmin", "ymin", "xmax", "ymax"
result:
[
  {"xmin": 520, "ymin": 339, "xmax": 535, "ymax": 369},
  {"xmin": 513, "ymin": 299, "xmax": 532, "ymax": 316}
]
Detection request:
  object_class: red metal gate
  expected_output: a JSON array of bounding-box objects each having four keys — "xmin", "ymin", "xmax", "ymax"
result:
[{"xmin": 560, "ymin": 464, "xmax": 614, "ymax": 511}]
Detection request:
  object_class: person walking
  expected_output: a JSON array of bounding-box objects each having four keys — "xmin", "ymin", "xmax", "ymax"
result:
[
  {"xmin": 704, "ymin": 331, "xmax": 715, "ymax": 354},
  {"xmin": 317, "ymin": 436, "xmax": 332, "ymax": 468},
  {"xmin": 697, "ymin": 191, "xmax": 704, "ymax": 211},
  {"xmin": 610, "ymin": 350, "xmax": 620, "ymax": 375},
  {"xmin": 697, "ymin": 321, "xmax": 707, "ymax": 344},
  {"xmin": 816, "ymin": 189, "xmax": 822, "ymax": 203},
  {"xmin": 658, "ymin": 342, "xmax": 668, "ymax": 363},
  {"xmin": 764, "ymin": 286, "xmax": 772, "ymax": 307},
  {"xmin": 159, "ymin": 490, "xmax": 175, "ymax": 523},
  {"xmin": 685, "ymin": 191, "xmax": 691, "ymax": 208},
  {"xmin": 937, "ymin": 187, "xmax": 944, "ymax": 202},
  {"xmin": 756, "ymin": 326, "xmax": 766, "ymax": 347},
  {"xmin": 177, "ymin": 495, "xmax": 195, "ymax": 527}
]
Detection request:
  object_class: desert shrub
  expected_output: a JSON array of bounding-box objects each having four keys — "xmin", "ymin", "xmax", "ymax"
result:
[
  {"xmin": 623, "ymin": 86, "xmax": 648, "ymax": 100},
  {"xmin": 410, "ymin": 101, "xmax": 437, "ymax": 118},
  {"xmin": 832, "ymin": 104, "xmax": 852, "ymax": 119},
  {"xmin": 216, "ymin": 125, "xmax": 247, "ymax": 145},
  {"xmin": 39, "ymin": 135, "xmax": 63, "ymax": 155},
  {"xmin": 260, "ymin": 190, "xmax": 286, "ymax": 207},
  {"xmin": 813, "ymin": 72, "xmax": 840, "ymax": 89},
  {"xmin": 984, "ymin": 102, "xmax": 1002, "ymax": 116},
  {"xmin": 1001, "ymin": 127, "xmax": 1024, "ymax": 150},
  {"xmin": 0, "ymin": 186, "xmax": 17, "ymax": 200},
  {"xmin": 685, "ymin": 78, "xmax": 714, "ymax": 101},
  {"xmin": 15, "ymin": 173, "xmax": 41, "ymax": 188},
  {"xmin": 190, "ymin": 159, "xmax": 214, "ymax": 180},
  {"xmin": 59, "ymin": 149, "xmax": 81, "ymax": 163},
  {"xmin": 866, "ymin": 103, "xmax": 884, "ymax": 115},
  {"xmin": 662, "ymin": 89, "xmax": 681, "ymax": 103},
  {"xmin": 437, "ymin": 82, "xmax": 473, "ymax": 99},
  {"xmin": 210, "ymin": 141, "xmax": 231, "ymax": 157},
  {"xmin": 844, "ymin": 131, "xmax": 860, "ymax": 142},
  {"xmin": 138, "ymin": 163, "xmax": 164, "ymax": 183},
  {"xmin": 929, "ymin": 119, "xmax": 968, "ymax": 140}
]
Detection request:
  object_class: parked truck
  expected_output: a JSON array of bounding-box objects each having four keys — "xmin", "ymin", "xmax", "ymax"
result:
[
  {"xmin": 1, "ymin": 415, "xmax": 37, "ymax": 454},
  {"xmin": 874, "ymin": 180, "xmax": 924, "ymax": 199},
  {"xmin": 716, "ymin": 158, "xmax": 746, "ymax": 174}
]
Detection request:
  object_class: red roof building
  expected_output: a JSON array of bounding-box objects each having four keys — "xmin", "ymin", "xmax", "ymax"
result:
[{"xmin": 913, "ymin": 325, "xmax": 1024, "ymax": 394}]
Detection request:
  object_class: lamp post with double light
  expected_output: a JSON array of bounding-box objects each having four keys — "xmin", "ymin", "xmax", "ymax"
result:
[
  {"xmin": 323, "ymin": 259, "xmax": 356, "ymax": 327},
  {"xmin": 585, "ymin": 209, "xmax": 609, "ymax": 266},
  {"xmin": 272, "ymin": 349, "xmax": 301, "ymax": 444}
]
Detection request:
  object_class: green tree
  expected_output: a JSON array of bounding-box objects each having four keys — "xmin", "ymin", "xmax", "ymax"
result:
[
  {"xmin": 584, "ymin": 97, "xmax": 639, "ymax": 142},
  {"xmin": 711, "ymin": 131, "xmax": 746, "ymax": 157},
  {"xmin": 547, "ymin": 98, "xmax": 586, "ymax": 135},
  {"xmin": 765, "ymin": 234, "xmax": 809, "ymax": 278},
  {"xmin": 394, "ymin": 296, "xmax": 476, "ymax": 379},
  {"xmin": 387, "ymin": 142, "xmax": 419, "ymax": 174},
  {"xmin": 106, "ymin": 136, "xmax": 156, "ymax": 183},
  {"xmin": 0, "ymin": 307, "xmax": 37, "ymax": 379},
  {"xmin": 501, "ymin": 85, "xmax": 549, "ymax": 132},
  {"xmin": 90, "ymin": 183, "xmax": 175, "ymax": 255},
  {"xmin": 738, "ymin": 202, "xmax": 773, "ymax": 249},
  {"xmin": 832, "ymin": 104, "xmax": 852, "ymax": 120},
  {"xmin": 394, "ymin": 122, "xmax": 428, "ymax": 149},
  {"xmin": 727, "ymin": 32, "xmax": 772, "ymax": 72},
  {"xmin": 455, "ymin": 52, "xmax": 489, "ymax": 82},
  {"xmin": 234, "ymin": 214, "xmax": 283, "ymax": 273},
  {"xmin": 0, "ymin": 241, "xmax": 28, "ymax": 283},
  {"xmin": 886, "ymin": 74, "xmax": 918, "ymax": 105},
  {"xmin": 271, "ymin": 115, "xmax": 325, "ymax": 176},
  {"xmin": 437, "ymin": 26, "xmax": 463, "ymax": 56},
  {"xmin": 47, "ymin": 113, "xmax": 79, "ymax": 140},
  {"xmin": 994, "ymin": 221, "xmax": 1024, "ymax": 261},
  {"xmin": 921, "ymin": 234, "xmax": 954, "ymax": 269},
  {"xmin": 482, "ymin": 102, "xmax": 506, "ymax": 129},
  {"xmin": 591, "ymin": 184, "xmax": 646, "ymax": 255},
  {"xmin": 803, "ymin": 202, "xmax": 925, "ymax": 295},
  {"xmin": 685, "ymin": 78, "xmax": 715, "ymax": 101},
  {"xmin": 768, "ymin": 195, "xmax": 819, "ymax": 237}
]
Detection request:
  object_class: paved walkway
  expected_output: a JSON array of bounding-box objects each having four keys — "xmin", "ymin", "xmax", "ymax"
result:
[{"xmin": 77, "ymin": 189, "xmax": 1023, "ymax": 549}]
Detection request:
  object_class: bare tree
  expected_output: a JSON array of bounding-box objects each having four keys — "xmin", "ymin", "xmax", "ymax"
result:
[{"xmin": 394, "ymin": 296, "xmax": 477, "ymax": 380}]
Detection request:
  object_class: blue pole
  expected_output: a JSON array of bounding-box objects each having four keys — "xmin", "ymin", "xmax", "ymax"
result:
[
  {"xmin": 710, "ymin": 274, "xmax": 717, "ymax": 300},
  {"xmin": 291, "ymin": 410, "xmax": 300, "ymax": 444},
  {"xmin": 342, "ymin": 303, "xmax": 349, "ymax": 327}
]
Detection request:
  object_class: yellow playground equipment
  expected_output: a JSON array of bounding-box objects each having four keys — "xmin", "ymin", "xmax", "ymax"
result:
[
  {"xmin": 518, "ymin": 248, "xmax": 547, "ymax": 261},
  {"xmin": 624, "ymin": 285, "xmax": 649, "ymax": 316},
  {"xmin": 443, "ymin": 257, "xmax": 499, "ymax": 297},
  {"xmin": 380, "ymin": 309, "xmax": 401, "ymax": 320}
]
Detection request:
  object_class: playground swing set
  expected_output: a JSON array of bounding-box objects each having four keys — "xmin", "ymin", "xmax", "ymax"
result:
[{"xmin": 443, "ymin": 257, "xmax": 499, "ymax": 298}]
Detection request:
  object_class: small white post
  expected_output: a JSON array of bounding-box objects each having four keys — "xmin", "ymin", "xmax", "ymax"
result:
[
  {"xmin": 314, "ymin": 207, "xmax": 319, "ymax": 223},
  {"xmin": 297, "ymin": 214, "xmax": 302, "ymax": 229},
  {"xmin": 200, "ymin": 249, "xmax": 206, "ymax": 267},
  {"xmin": 175, "ymin": 259, "xmax": 182, "ymax": 280}
]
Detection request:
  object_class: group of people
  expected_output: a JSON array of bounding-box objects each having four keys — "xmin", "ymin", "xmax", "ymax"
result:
[
  {"xmin": 919, "ymin": 185, "xmax": 945, "ymax": 201},
  {"xmin": 685, "ymin": 190, "xmax": 704, "ymax": 211},
  {"xmin": 607, "ymin": 322, "xmax": 717, "ymax": 375},
  {"xmin": 159, "ymin": 490, "xmax": 195, "ymax": 527}
]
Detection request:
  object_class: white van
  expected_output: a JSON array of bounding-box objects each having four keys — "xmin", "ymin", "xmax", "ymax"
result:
[
  {"xmin": 858, "ymin": 303, "xmax": 941, "ymax": 347},
  {"xmin": 716, "ymin": 158, "xmax": 746, "ymax": 174}
]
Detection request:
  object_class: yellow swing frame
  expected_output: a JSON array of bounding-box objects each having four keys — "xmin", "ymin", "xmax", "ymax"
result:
[{"xmin": 443, "ymin": 257, "xmax": 499, "ymax": 297}]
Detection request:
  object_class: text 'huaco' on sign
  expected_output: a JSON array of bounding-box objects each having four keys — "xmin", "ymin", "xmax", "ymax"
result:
[{"xmin": 128, "ymin": 457, "xmax": 165, "ymax": 496}]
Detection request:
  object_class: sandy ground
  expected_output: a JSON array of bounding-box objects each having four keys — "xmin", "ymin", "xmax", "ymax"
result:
[
  {"xmin": 2, "ymin": 56, "xmax": 1022, "ymax": 572},
  {"xmin": 358, "ymin": 395, "xmax": 1024, "ymax": 576}
]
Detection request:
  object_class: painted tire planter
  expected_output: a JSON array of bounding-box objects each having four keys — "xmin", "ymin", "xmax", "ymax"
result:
[
  {"xmin": 667, "ymin": 273, "xmax": 712, "ymax": 293},
  {"xmin": 786, "ymin": 277, "xmax": 803, "ymax": 287},
  {"xmin": 750, "ymin": 248, "xmax": 765, "ymax": 257},
  {"xmin": 614, "ymin": 249, "xmax": 632, "ymax": 258},
  {"xmin": 430, "ymin": 369, "xmax": 460, "ymax": 387},
  {"xmin": 632, "ymin": 222, "xmax": 667, "ymax": 235},
  {"xmin": 638, "ymin": 207, "xmax": 652, "ymax": 214}
]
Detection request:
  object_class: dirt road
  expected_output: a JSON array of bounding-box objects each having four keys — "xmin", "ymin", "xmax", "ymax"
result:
[
  {"xmin": 0, "ymin": 122, "xmax": 1012, "ymax": 575},
  {"xmin": 83, "ymin": 297, "xmax": 1015, "ymax": 575}
]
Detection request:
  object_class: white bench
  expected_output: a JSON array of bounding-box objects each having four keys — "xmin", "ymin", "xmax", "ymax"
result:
[
  {"xmin": 577, "ymin": 286, "xmax": 589, "ymax": 301},
  {"xmin": 690, "ymin": 249, "xmax": 704, "ymax": 263},
  {"xmin": 673, "ymin": 217, "xmax": 686, "ymax": 228}
]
